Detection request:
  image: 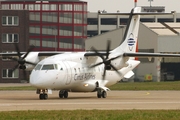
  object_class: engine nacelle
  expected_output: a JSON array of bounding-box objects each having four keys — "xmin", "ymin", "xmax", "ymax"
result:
[{"xmin": 24, "ymin": 52, "xmax": 40, "ymax": 71}]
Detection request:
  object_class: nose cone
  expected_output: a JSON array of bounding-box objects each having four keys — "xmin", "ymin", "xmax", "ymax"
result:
[
  {"xmin": 30, "ymin": 70, "xmax": 59, "ymax": 88},
  {"xmin": 30, "ymin": 71, "xmax": 44, "ymax": 88}
]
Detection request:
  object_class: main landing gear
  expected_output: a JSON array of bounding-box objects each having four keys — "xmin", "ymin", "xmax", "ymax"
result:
[
  {"xmin": 59, "ymin": 90, "xmax": 68, "ymax": 98},
  {"xmin": 97, "ymin": 89, "xmax": 107, "ymax": 98}
]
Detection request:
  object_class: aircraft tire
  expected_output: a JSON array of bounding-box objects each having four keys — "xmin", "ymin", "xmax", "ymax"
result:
[
  {"xmin": 39, "ymin": 94, "xmax": 44, "ymax": 100},
  {"xmin": 97, "ymin": 90, "xmax": 102, "ymax": 98},
  {"xmin": 64, "ymin": 91, "xmax": 68, "ymax": 98},
  {"xmin": 44, "ymin": 94, "xmax": 48, "ymax": 99},
  {"xmin": 102, "ymin": 91, "xmax": 107, "ymax": 98},
  {"xmin": 59, "ymin": 90, "xmax": 64, "ymax": 98},
  {"xmin": 39, "ymin": 93, "xmax": 48, "ymax": 100},
  {"xmin": 97, "ymin": 93, "xmax": 101, "ymax": 98}
]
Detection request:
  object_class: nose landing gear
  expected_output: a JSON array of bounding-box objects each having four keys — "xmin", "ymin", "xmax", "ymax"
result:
[
  {"xmin": 37, "ymin": 89, "xmax": 48, "ymax": 100},
  {"xmin": 39, "ymin": 93, "xmax": 48, "ymax": 100}
]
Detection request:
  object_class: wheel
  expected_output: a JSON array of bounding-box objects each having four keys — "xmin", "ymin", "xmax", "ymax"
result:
[
  {"xmin": 102, "ymin": 91, "xmax": 107, "ymax": 98},
  {"xmin": 97, "ymin": 93, "xmax": 101, "ymax": 98},
  {"xmin": 97, "ymin": 90, "xmax": 102, "ymax": 98},
  {"xmin": 59, "ymin": 90, "xmax": 64, "ymax": 98},
  {"xmin": 44, "ymin": 94, "xmax": 48, "ymax": 99},
  {"xmin": 39, "ymin": 93, "xmax": 48, "ymax": 100},
  {"xmin": 64, "ymin": 91, "xmax": 68, "ymax": 98},
  {"xmin": 39, "ymin": 94, "xmax": 44, "ymax": 100}
]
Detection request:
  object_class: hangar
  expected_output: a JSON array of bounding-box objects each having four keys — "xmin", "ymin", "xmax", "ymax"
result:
[{"xmin": 86, "ymin": 22, "xmax": 180, "ymax": 81}]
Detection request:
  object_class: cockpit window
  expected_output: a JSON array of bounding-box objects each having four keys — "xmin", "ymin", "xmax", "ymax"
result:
[
  {"xmin": 34, "ymin": 64, "xmax": 42, "ymax": 70},
  {"xmin": 54, "ymin": 64, "xmax": 58, "ymax": 70},
  {"xmin": 41, "ymin": 64, "xmax": 54, "ymax": 70},
  {"xmin": 41, "ymin": 64, "xmax": 58, "ymax": 70}
]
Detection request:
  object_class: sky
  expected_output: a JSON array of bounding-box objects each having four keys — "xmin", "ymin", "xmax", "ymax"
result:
[{"xmin": 81, "ymin": 0, "xmax": 180, "ymax": 13}]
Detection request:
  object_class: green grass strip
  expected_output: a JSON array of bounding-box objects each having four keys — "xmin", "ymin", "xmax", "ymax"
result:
[
  {"xmin": 0, "ymin": 110, "xmax": 180, "ymax": 120},
  {"xmin": 1, "ymin": 81, "xmax": 180, "ymax": 91}
]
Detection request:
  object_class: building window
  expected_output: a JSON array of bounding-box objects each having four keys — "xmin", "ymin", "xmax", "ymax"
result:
[
  {"xmin": 2, "ymin": 69, "xmax": 19, "ymax": 78},
  {"xmin": 2, "ymin": 34, "xmax": 19, "ymax": 43},
  {"xmin": 2, "ymin": 16, "xmax": 19, "ymax": 26}
]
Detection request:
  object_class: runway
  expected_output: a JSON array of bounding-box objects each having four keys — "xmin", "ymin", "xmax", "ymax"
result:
[{"xmin": 0, "ymin": 90, "xmax": 180, "ymax": 111}]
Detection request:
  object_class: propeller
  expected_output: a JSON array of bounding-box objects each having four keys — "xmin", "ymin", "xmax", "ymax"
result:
[
  {"xmin": 90, "ymin": 40, "xmax": 122, "ymax": 79},
  {"xmin": 7, "ymin": 44, "xmax": 36, "ymax": 81}
]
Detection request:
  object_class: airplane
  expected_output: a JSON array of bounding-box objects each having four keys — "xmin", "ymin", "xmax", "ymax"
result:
[{"xmin": 1, "ymin": 7, "xmax": 180, "ymax": 100}]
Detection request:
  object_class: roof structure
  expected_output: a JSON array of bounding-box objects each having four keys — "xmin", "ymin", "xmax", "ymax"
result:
[{"xmin": 143, "ymin": 22, "xmax": 180, "ymax": 35}]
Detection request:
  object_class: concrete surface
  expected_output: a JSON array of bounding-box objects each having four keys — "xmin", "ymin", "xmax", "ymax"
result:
[{"xmin": 0, "ymin": 90, "xmax": 180, "ymax": 111}]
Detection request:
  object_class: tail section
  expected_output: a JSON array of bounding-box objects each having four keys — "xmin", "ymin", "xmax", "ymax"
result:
[{"xmin": 112, "ymin": 7, "xmax": 141, "ymax": 58}]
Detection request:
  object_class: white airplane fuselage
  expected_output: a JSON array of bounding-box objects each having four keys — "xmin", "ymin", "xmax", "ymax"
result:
[{"xmin": 30, "ymin": 52, "xmax": 140, "ymax": 92}]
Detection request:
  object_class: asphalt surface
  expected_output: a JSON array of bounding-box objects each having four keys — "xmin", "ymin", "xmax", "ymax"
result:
[{"xmin": 0, "ymin": 85, "xmax": 180, "ymax": 111}]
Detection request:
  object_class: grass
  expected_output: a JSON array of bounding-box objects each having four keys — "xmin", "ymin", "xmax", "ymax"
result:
[
  {"xmin": 109, "ymin": 81, "xmax": 180, "ymax": 90},
  {"xmin": 1, "ymin": 81, "xmax": 180, "ymax": 91},
  {"xmin": 1, "ymin": 110, "xmax": 180, "ymax": 120}
]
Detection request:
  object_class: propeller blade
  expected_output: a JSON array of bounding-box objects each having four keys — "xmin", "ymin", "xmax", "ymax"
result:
[
  {"xmin": 22, "ymin": 45, "xmax": 34, "ymax": 60},
  {"xmin": 110, "ymin": 64, "xmax": 121, "ymax": 76},
  {"xmin": 102, "ymin": 65, "xmax": 106, "ymax": 80},
  {"xmin": 91, "ymin": 46, "xmax": 105, "ymax": 60},
  {"xmin": 12, "ymin": 64, "xmax": 19, "ymax": 72},
  {"xmin": 106, "ymin": 40, "xmax": 111, "ymax": 59},
  {"xmin": 109, "ymin": 55, "xmax": 121, "ymax": 61},
  {"xmin": 14, "ymin": 43, "xmax": 21, "ymax": 58},
  {"xmin": 90, "ymin": 62, "xmax": 104, "ymax": 68}
]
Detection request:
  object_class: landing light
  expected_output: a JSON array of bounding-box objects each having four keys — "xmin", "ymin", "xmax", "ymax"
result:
[{"xmin": 84, "ymin": 84, "xmax": 89, "ymax": 87}]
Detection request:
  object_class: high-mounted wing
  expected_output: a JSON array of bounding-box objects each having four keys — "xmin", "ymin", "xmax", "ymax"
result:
[{"xmin": 123, "ymin": 52, "xmax": 180, "ymax": 57}]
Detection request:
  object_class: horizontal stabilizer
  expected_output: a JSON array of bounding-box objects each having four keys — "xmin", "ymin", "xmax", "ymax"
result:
[{"xmin": 124, "ymin": 70, "xmax": 134, "ymax": 79}]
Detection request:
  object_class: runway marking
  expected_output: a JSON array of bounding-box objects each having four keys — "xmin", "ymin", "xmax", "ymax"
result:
[
  {"xmin": 145, "ymin": 92, "xmax": 150, "ymax": 95},
  {"xmin": 1, "ymin": 102, "xmax": 180, "ymax": 107}
]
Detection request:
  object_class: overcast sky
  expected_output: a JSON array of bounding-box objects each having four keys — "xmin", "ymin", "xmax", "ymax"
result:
[{"xmin": 81, "ymin": 0, "xmax": 180, "ymax": 13}]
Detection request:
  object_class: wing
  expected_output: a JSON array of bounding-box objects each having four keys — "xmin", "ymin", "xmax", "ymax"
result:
[
  {"xmin": 123, "ymin": 52, "xmax": 180, "ymax": 57},
  {"xmin": 0, "ymin": 51, "xmax": 66, "ymax": 57}
]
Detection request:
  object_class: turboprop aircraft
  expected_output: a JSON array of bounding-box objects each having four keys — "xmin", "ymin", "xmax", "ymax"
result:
[{"xmin": 2, "ymin": 7, "xmax": 180, "ymax": 100}]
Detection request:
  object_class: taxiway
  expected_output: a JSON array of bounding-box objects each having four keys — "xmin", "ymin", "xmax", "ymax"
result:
[{"xmin": 0, "ymin": 90, "xmax": 180, "ymax": 111}]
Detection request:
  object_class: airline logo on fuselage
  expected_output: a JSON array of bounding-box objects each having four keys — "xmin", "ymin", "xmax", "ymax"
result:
[
  {"xmin": 127, "ymin": 33, "xmax": 135, "ymax": 51},
  {"xmin": 74, "ymin": 73, "xmax": 95, "ymax": 81}
]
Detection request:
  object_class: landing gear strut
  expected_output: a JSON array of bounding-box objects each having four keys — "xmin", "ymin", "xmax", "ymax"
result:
[
  {"xmin": 59, "ymin": 90, "xmax": 68, "ymax": 98},
  {"xmin": 37, "ymin": 89, "xmax": 48, "ymax": 100},
  {"xmin": 97, "ymin": 89, "xmax": 107, "ymax": 98}
]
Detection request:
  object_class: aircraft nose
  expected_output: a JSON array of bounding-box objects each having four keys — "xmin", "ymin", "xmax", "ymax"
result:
[
  {"xmin": 30, "ymin": 72, "xmax": 43, "ymax": 88},
  {"xmin": 30, "ymin": 70, "xmax": 59, "ymax": 88}
]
